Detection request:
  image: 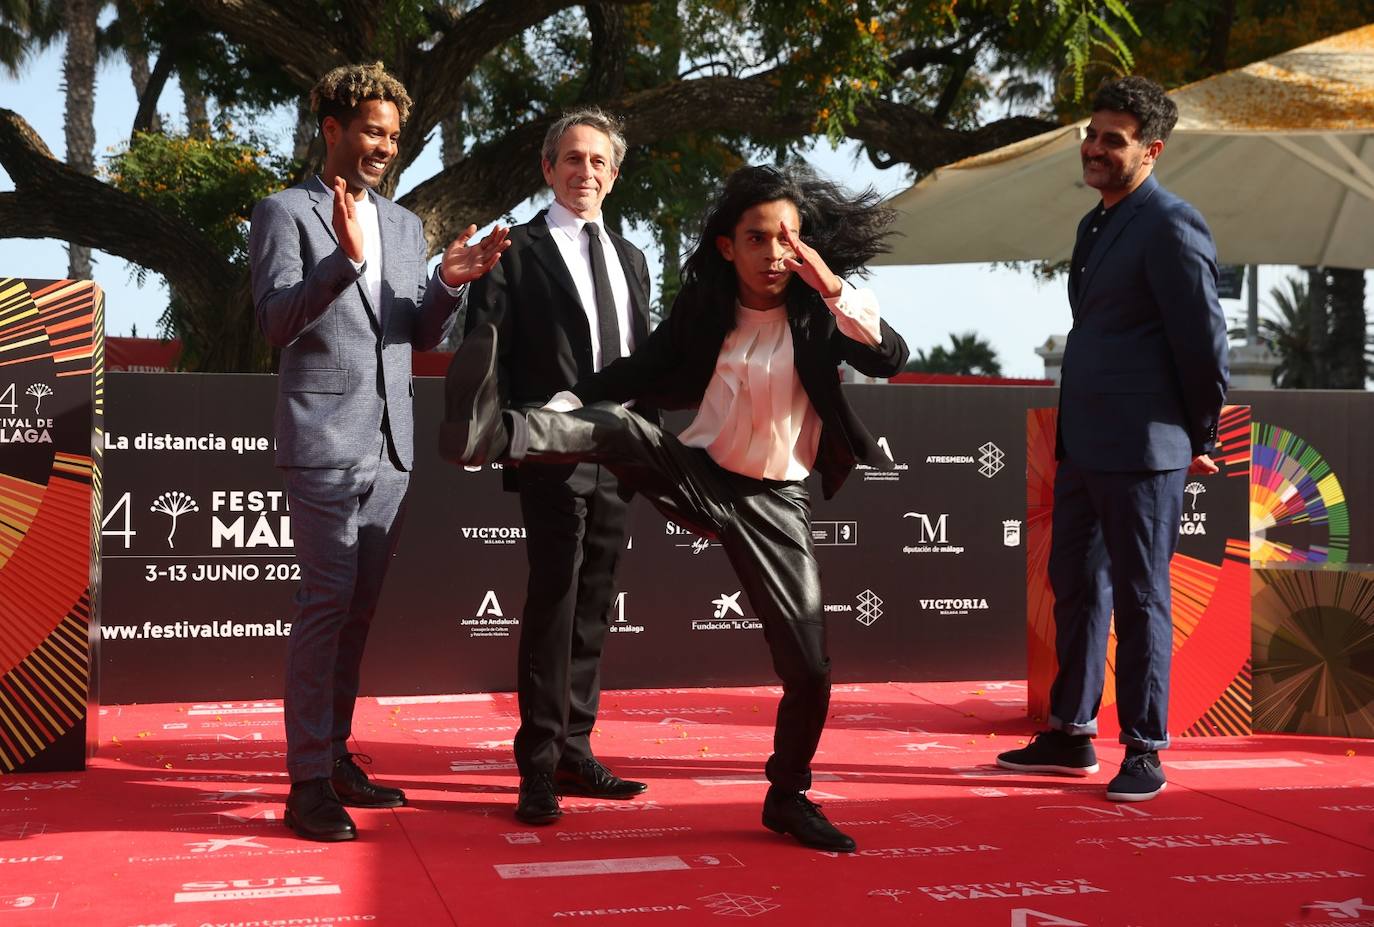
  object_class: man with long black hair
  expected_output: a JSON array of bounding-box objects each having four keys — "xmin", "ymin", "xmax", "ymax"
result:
[{"xmin": 440, "ymin": 164, "xmax": 909, "ymax": 852}]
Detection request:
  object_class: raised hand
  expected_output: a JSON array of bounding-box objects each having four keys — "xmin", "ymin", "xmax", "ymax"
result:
[
  {"xmin": 331, "ymin": 177, "xmax": 365, "ymax": 263},
  {"xmin": 439, "ymin": 223, "xmax": 511, "ymax": 287},
  {"xmin": 779, "ymin": 221, "xmax": 842, "ymax": 299}
]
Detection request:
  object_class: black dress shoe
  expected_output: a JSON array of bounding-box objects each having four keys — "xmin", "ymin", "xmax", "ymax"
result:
[
  {"xmin": 762, "ymin": 787, "xmax": 856, "ymax": 852},
  {"xmin": 332, "ymin": 753, "xmax": 407, "ymax": 808},
  {"xmin": 285, "ymin": 778, "xmax": 356, "ymax": 842},
  {"xmin": 515, "ymin": 772, "xmax": 562, "ymax": 825},
  {"xmin": 555, "ymin": 757, "xmax": 648, "ymax": 799},
  {"xmin": 440, "ymin": 322, "xmax": 508, "ymax": 465}
]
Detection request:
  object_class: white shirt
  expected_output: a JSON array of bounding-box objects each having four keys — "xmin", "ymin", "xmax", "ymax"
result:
[
  {"xmin": 678, "ymin": 304, "xmax": 822, "ymax": 481},
  {"xmin": 351, "ymin": 190, "xmax": 383, "ymax": 311},
  {"xmin": 545, "ymin": 200, "xmax": 635, "ymax": 370}
]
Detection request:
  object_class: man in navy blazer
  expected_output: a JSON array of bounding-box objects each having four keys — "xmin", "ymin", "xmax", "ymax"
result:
[
  {"xmin": 997, "ymin": 76, "xmax": 1229, "ymax": 801},
  {"xmin": 250, "ymin": 63, "xmax": 507, "ymax": 842}
]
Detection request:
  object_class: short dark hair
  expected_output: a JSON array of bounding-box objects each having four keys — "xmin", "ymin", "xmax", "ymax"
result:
[
  {"xmin": 1092, "ymin": 76, "xmax": 1177, "ymax": 144},
  {"xmin": 310, "ymin": 62, "xmax": 412, "ymax": 130}
]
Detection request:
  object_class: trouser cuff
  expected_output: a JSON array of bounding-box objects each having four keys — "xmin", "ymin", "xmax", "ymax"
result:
[{"xmin": 1049, "ymin": 713, "xmax": 1098, "ymax": 737}]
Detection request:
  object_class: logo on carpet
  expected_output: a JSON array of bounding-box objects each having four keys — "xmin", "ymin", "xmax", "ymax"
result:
[
  {"xmin": 1106, "ymin": 832, "xmax": 1286, "ymax": 850},
  {"xmin": 699, "ymin": 892, "xmax": 779, "ymax": 917},
  {"xmin": 173, "ymin": 876, "xmax": 341, "ymax": 903},
  {"xmin": 916, "ymin": 879, "xmax": 1107, "ymax": 902}
]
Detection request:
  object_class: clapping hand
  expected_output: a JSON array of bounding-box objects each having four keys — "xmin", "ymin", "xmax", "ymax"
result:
[
  {"xmin": 780, "ymin": 221, "xmax": 842, "ymax": 299},
  {"xmin": 331, "ymin": 177, "xmax": 365, "ymax": 263},
  {"xmin": 439, "ymin": 224, "xmax": 511, "ymax": 287}
]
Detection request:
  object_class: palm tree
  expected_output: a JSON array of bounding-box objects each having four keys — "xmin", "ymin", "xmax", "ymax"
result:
[
  {"xmin": 1231, "ymin": 276, "xmax": 1315, "ymax": 389},
  {"xmin": 0, "ymin": 1, "xmax": 59, "ymax": 77},
  {"xmin": 62, "ymin": 0, "xmax": 101, "ymax": 280},
  {"xmin": 905, "ymin": 332, "xmax": 1003, "ymax": 376}
]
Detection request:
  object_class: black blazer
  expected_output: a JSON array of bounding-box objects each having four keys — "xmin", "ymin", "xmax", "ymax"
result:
[
  {"xmin": 1056, "ymin": 175, "xmax": 1229, "ymax": 471},
  {"xmin": 572, "ymin": 280, "xmax": 910, "ymax": 500},
  {"xmin": 466, "ymin": 210, "xmax": 653, "ymax": 489}
]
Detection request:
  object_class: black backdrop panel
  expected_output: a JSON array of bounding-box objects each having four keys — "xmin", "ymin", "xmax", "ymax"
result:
[{"xmin": 100, "ymin": 376, "xmax": 1373, "ymax": 704}]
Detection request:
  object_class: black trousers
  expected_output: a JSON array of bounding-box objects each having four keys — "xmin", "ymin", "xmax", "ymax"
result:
[
  {"xmin": 514, "ymin": 461, "xmax": 629, "ymax": 775},
  {"xmin": 514, "ymin": 403, "xmax": 831, "ymax": 791}
]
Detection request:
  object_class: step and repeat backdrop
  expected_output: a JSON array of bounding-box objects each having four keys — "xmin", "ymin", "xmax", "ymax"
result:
[
  {"xmin": 96, "ymin": 376, "xmax": 1374, "ymax": 723},
  {"xmin": 99, "ymin": 377, "xmax": 1043, "ymax": 702}
]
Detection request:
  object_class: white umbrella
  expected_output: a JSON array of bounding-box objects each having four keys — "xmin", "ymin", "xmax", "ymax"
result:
[{"xmin": 874, "ymin": 24, "xmax": 1374, "ymax": 268}]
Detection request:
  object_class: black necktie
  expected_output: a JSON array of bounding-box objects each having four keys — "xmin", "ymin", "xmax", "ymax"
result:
[{"xmin": 583, "ymin": 222, "xmax": 621, "ymax": 366}]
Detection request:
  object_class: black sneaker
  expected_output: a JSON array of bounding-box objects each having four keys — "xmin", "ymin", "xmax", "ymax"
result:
[
  {"xmin": 996, "ymin": 730, "xmax": 1099, "ymax": 776},
  {"xmin": 1106, "ymin": 750, "xmax": 1166, "ymax": 802}
]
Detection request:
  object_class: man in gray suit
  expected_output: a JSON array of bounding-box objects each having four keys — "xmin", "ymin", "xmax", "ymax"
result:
[{"xmin": 250, "ymin": 62, "xmax": 508, "ymax": 842}]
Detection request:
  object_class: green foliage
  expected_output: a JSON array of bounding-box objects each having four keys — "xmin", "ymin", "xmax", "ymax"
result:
[
  {"xmin": 104, "ymin": 126, "xmax": 291, "ymax": 264},
  {"xmin": 905, "ymin": 331, "xmax": 1004, "ymax": 376}
]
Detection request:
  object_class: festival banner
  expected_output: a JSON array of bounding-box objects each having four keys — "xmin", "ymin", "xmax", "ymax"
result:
[
  {"xmin": 1025, "ymin": 405, "xmax": 1253, "ymax": 738},
  {"xmin": 0, "ymin": 279, "xmax": 103, "ymax": 772}
]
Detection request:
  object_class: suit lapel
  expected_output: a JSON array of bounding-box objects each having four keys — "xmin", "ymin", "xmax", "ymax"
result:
[
  {"xmin": 609, "ymin": 231, "xmax": 651, "ymax": 345},
  {"xmin": 308, "ymin": 176, "xmax": 381, "ymax": 333},
  {"xmin": 1077, "ymin": 175, "xmax": 1159, "ymax": 303},
  {"xmin": 375, "ymin": 193, "xmax": 407, "ymax": 332},
  {"xmin": 528, "ymin": 213, "xmax": 594, "ymax": 350}
]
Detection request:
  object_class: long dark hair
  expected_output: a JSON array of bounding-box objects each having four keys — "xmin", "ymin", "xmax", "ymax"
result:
[{"xmin": 679, "ymin": 163, "xmax": 896, "ymax": 329}]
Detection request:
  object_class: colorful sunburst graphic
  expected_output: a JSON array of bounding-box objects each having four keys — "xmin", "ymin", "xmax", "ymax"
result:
[{"xmin": 1249, "ymin": 423, "xmax": 1349, "ymax": 565}]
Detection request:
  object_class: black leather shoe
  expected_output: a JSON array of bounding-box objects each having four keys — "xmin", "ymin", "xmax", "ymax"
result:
[
  {"xmin": 762, "ymin": 787, "xmax": 856, "ymax": 852},
  {"xmin": 440, "ymin": 322, "xmax": 508, "ymax": 465},
  {"xmin": 554, "ymin": 757, "xmax": 648, "ymax": 799},
  {"xmin": 332, "ymin": 752, "xmax": 407, "ymax": 809},
  {"xmin": 515, "ymin": 772, "xmax": 562, "ymax": 825},
  {"xmin": 285, "ymin": 778, "xmax": 356, "ymax": 842}
]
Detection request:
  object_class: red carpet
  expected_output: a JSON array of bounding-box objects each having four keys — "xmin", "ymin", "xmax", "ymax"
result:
[{"xmin": 2, "ymin": 681, "xmax": 1371, "ymax": 926}]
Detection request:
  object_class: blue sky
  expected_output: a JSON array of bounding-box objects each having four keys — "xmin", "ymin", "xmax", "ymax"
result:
[{"xmin": 0, "ymin": 39, "xmax": 1331, "ymax": 378}]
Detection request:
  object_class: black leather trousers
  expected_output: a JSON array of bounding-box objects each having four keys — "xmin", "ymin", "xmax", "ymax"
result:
[{"xmin": 514, "ymin": 403, "xmax": 831, "ymax": 791}]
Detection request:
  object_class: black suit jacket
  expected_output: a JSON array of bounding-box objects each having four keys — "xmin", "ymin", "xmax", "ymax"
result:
[
  {"xmin": 466, "ymin": 210, "xmax": 653, "ymax": 489},
  {"xmin": 571, "ymin": 280, "xmax": 910, "ymax": 500}
]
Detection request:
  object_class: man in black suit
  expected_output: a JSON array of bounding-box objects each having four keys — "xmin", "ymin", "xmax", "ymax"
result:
[
  {"xmin": 464, "ymin": 107, "xmax": 652, "ymax": 826},
  {"xmin": 443, "ymin": 164, "xmax": 909, "ymax": 852},
  {"xmin": 997, "ymin": 76, "xmax": 1229, "ymax": 801}
]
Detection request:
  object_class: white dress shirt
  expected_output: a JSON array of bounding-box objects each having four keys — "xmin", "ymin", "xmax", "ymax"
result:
[{"xmin": 545, "ymin": 200, "xmax": 635, "ymax": 370}]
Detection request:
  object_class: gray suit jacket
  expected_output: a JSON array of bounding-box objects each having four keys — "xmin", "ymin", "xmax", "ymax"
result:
[
  {"xmin": 1057, "ymin": 175, "xmax": 1229, "ymax": 472},
  {"xmin": 250, "ymin": 177, "xmax": 463, "ymax": 471}
]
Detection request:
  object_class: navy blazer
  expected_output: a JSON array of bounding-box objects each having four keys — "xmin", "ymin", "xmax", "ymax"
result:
[
  {"xmin": 571, "ymin": 280, "xmax": 909, "ymax": 500},
  {"xmin": 1056, "ymin": 175, "xmax": 1229, "ymax": 472}
]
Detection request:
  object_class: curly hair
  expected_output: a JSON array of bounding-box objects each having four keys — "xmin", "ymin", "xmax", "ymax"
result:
[
  {"xmin": 680, "ymin": 163, "xmax": 895, "ymax": 329},
  {"xmin": 310, "ymin": 62, "xmax": 413, "ymax": 129},
  {"xmin": 541, "ymin": 106, "xmax": 628, "ymax": 170},
  {"xmin": 1092, "ymin": 76, "xmax": 1178, "ymax": 144}
]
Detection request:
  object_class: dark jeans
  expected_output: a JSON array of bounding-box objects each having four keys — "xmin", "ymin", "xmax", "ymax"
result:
[
  {"xmin": 1046, "ymin": 457, "xmax": 1187, "ymax": 752},
  {"xmin": 514, "ymin": 403, "xmax": 832, "ymax": 791}
]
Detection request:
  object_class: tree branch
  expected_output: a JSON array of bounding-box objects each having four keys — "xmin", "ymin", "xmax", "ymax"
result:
[
  {"xmin": 400, "ymin": 73, "xmax": 1056, "ymax": 253},
  {"xmin": 0, "ymin": 108, "xmax": 235, "ymax": 310},
  {"xmin": 131, "ymin": 47, "xmax": 177, "ymax": 141},
  {"xmin": 183, "ymin": 0, "xmax": 348, "ymax": 90}
]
